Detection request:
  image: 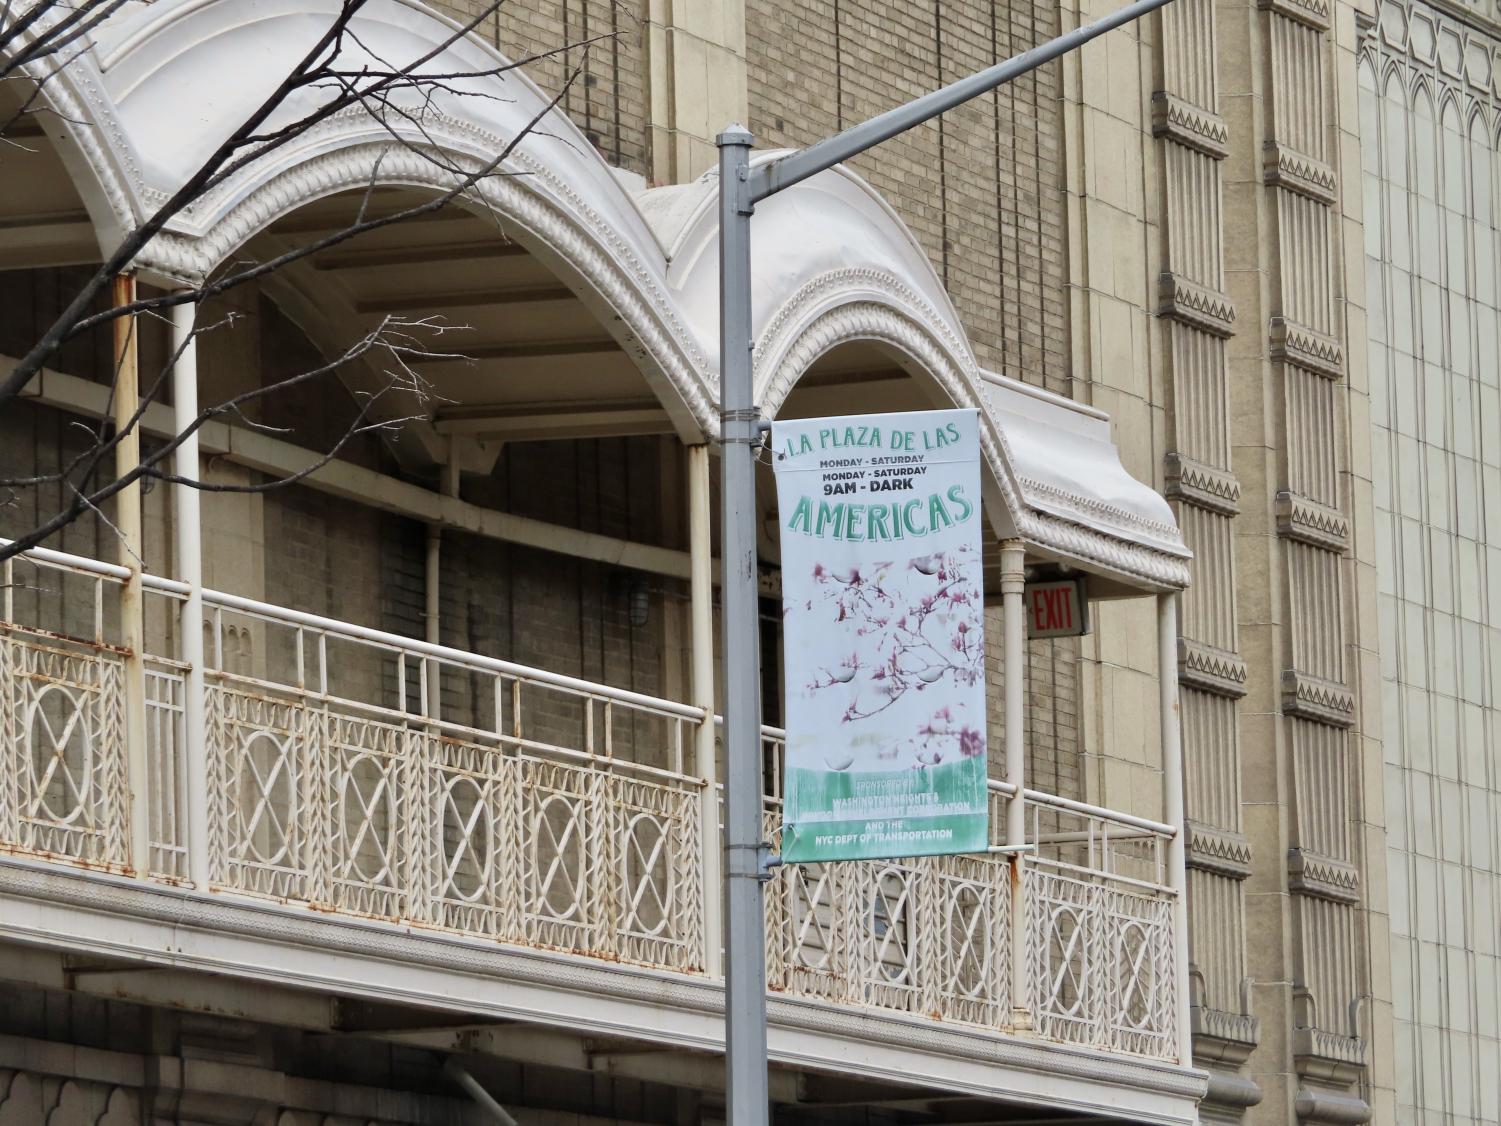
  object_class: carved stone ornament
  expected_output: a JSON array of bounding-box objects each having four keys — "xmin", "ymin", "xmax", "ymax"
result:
[
  {"xmin": 1271, "ymin": 317, "xmax": 1345, "ymax": 380},
  {"xmin": 1187, "ymin": 821, "xmax": 1254, "ymax": 878},
  {"xmin": 1287, "ymin": 847, "xmax": 1361, "ymax": 904},
  {"xmin": 1179, "ymin": 638, "xmax": 1250, "ymax": 699},
  {"xmin": 1264, "ymin": 142, "xmax": 1340, "ymax": 205},
  {"xmin": 1152, "ymin": 92, "xmax": 1232, "ymax": 159},
  {"xmin": 1277, "ymin": 491, "xmax": 1350, "ymax": 551},
  {"xmin": 1167, "ymin": 453, "xmax": 1242, "ymax": 516},
  {"xmin": 1159, "ymin": 272, "xmax": 1237, "ymax": 338},
  {"xmin": 1282, "ymin": 670, "xmax": 1356, "ymax": 727}
]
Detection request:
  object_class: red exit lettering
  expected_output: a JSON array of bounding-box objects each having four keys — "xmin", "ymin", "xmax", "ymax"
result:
[{"xmin": 1024, "ymin": 579, "xmax": 1087, "ymax": 639}]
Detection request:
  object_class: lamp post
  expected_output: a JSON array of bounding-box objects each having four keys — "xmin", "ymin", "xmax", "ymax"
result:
[{"xmin": 715, "ymin": 0, "xmax": 1177, "ymax": 1120}]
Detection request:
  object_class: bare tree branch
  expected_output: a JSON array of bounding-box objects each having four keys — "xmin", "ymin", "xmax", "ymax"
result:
[{"xmin": 0, "ymin": 313, "xmax": 456, "ymax": 563}]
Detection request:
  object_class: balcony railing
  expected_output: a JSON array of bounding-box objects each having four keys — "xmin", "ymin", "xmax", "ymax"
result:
[{"xmin": 0, "ymin": 542, "xmax": 1180, "ymax": 1062}]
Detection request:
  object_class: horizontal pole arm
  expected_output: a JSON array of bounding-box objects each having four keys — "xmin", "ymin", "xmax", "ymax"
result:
[{"xmin": 750, "ymin": 0, "xmax": 1173, "ymax": 202}]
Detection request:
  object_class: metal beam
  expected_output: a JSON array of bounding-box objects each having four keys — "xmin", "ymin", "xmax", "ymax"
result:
[
  {"xmin": 590, "ymin": 1049, "xmax": 803, "ymax": 1103},
  {"xmin": 433, "ymin": 398, "xmax": 673, "ymax": 441},
  {"xmin": 58, "ymin": 965, "xmax": 338, "ymax": 1029},
  {"xmin": 421, "ymin": 338, "xmax": 619, "ymax": 362},
  {"xmin": 355, "ymin": 284, "xmax": 576, "ymax": 314},
  {"xmin": 384, "ymin": 1024, "xmax": 591, "ymax": 1072}
]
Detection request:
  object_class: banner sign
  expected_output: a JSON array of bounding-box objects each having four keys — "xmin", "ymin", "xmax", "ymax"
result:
[{"xmin": 772, "ymin": 408, "xmax": 988, "ymax": 862}]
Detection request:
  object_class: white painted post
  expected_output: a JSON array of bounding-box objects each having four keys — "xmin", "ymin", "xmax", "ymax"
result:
[
  {"xmin": 171, "ymin": 302, "xmax": 210, "ymax": 887},
  {"xmin": 113, "ymin": 275, "xmax": 150, "ymax": 875},
  {"xmin": 1001, "ymin": 539, "xmax": 1030, "ymax": 1029},
  {"xmin": 688, "ymin": 443, "xmax": 721, "ymax": 977},
  {"xmin": 1158, "ymin": 591, "xmax": 1193, "ymax": 1064}
]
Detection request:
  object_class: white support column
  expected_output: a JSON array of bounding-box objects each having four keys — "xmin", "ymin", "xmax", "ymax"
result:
[
  {"xmin": 688, "ymin": 443, "xmax": 722, "ymax": 977},
  {"xmin": 171, "ymin": 301, "xmax": 210, "ymax": 888},
  {"xmin": 113, "ymin": 275, "xmax": 150, "ymax": 875},
  {"xmin": 1000, "ymin": 539, "xmax": 1029, "ymax": 1028},
  {"xmin": 1158, "ymin": 591, "xmax": 1193, "ymax": 1064}
]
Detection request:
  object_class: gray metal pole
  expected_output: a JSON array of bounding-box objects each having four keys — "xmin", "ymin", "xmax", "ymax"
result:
[
  {"xmin": 716, "ymin": 122, "xmax": 769, "ymax": 1126},
  {"xmin": 750, "ymin": 0, "xmax": 1174, "ymax": 203}
]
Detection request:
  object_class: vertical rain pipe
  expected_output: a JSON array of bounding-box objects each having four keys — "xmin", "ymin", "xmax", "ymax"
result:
[
  {"xmin": 1159, "ymin": 591, "xmax": 1193, "ymax": 1063},
  {"xmin": 1000, "ymin": 539, "xmax": 1030, "ymax": 1028},
  {"xmin": 113, "ymin": 275, "xmax": 150, "ymax": 875},
  {"xmin": 688, "ymin": 443, "xmax": 721, "ymax": 977},
  {"xmin": 171, "ymin": 301, "xmax": 210, "ymax": 887}
]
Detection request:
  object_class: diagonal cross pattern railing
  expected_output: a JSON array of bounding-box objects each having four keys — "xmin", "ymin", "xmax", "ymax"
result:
[{"xmin": 0, "ymin": 540, "xmax": 1180, "ymax": 1062}]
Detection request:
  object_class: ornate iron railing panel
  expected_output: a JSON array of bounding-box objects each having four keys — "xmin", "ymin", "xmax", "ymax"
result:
[
  {"xmin": 200, "ymin": 676, "xmax": 707, "ymax": 971},
  {"xmin": 1022, "ymin": 793, "xmax": 1179, "ymax": 1059},
  {"xmin": 0, "ymin": 631, "xmax": 128, "ymax": 867},
  {"xmin": 0, "ymin": 541, "xmax": 1183, "ymax": 1065},
  {"xmin": 763, "ymin": 825, "xmax": 1012, "ymax": 1027}
]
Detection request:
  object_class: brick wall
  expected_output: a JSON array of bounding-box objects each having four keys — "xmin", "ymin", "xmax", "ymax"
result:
[
  {"xmin": 431, "ymin": 0, "xmax": 652, "ymax": 176},
  {"xmin": 444, "ymin": 437, "xmax": 675, "ymax": 766},
  {"xmin": 745, "ymin": 0, "xmax": 1069, "ymax": 394},
  {"xmin": 983, "ymin": 606, "xmax": 1083, "ymax": 800}
]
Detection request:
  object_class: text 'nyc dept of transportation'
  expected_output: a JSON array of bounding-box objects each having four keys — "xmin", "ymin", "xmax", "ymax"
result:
[{"xmin": 772, "ymin": 408, "xmax": 988, "ymax": 863}]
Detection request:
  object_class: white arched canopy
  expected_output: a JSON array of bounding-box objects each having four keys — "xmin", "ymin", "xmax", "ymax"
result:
[
  {"xmin": 9, "ymin": 0, "xmax": 1188, "ymax": 590},
  {"xmin": 644, "ymin": 157, "xmax": 1189, "ymax": 591},
  {"xmin": 23, "ymin": 0, "xmax": 715, "ymax": 448}
]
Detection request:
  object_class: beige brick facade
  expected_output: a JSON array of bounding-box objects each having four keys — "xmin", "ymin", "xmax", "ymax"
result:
[{"xmin": 746, "ymin": 0, "xmax": 1070, "ymax": 395}]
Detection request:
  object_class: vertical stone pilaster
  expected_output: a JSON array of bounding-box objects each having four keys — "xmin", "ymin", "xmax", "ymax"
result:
[
  {"xmin": 1152, "ymin": 0, "xmax": 1264, "ymax": 1113},
  {"xmin": 646, "ymin": 1, "xmax": 748, "ymax": 184},
  {"xmin": 1224, "ymin": 0, "xmax": 1373, "ymax": 1113},
  {"xmin": 1264, "ymin": 0, "xmax": 1371, "ymax": 1116}
]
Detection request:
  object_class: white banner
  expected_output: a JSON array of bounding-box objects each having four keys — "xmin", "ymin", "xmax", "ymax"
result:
[{"xmin": 772, "ymin": 408, "xmax": 988, "ymax": 862}]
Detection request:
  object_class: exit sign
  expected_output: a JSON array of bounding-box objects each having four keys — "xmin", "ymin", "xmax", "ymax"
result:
[{"xmin": 1026, "ymin": 578, "xmax": 1088, "ymax": 639}]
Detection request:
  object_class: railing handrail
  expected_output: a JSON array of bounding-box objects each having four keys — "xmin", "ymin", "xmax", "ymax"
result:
[
  {"xmin": 2, "ymin": 538, "xmax": 703, "ymax": 722},
  {"xmin": 1024, "ymin": 788, "xmax": 1175, "ymax": 838},
  {"xmin": 204, "ymin": 588, "xmax": 704, "ymax": 720},
  {"xmin": 2, "ymin": 538, "xmax": 190, "ymax": 595},
  {"xmin": 207, "ymin": 667, "xmax": 705, "ymax": 787}
]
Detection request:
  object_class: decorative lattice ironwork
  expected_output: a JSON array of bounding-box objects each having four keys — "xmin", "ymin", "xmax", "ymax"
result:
[
  {"xmin": 764, "ymin": 848, "xmax": 1012, "ymax": 1027},
  {"xmin": 1024, "ymin": 863, "xmax": 1177, "ymax": 1057},
  {"xmin": 0, "ymin": 634, "xmax": 128, "ymax": 867}
]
